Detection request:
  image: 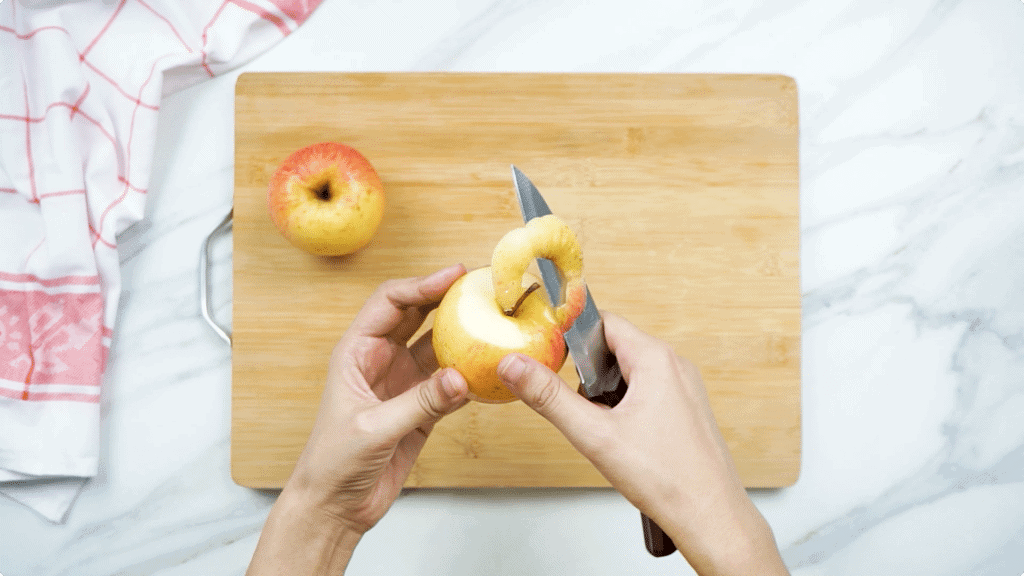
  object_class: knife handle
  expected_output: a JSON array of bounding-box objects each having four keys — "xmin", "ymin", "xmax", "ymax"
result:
[
  {"xmin": 588, "ymin": 363, "xmax": 678, "ymax": 558},
  {"xmin": 641, "ymin": 513, "xmax": 676, "ymax": 557}
]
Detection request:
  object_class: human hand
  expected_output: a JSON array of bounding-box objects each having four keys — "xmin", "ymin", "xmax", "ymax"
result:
[
  {"xmin": 497, "ymin": 311, "xmax": 788, "ymax": 575},
  {"xmin": 247, "ymin": 264, "xmax": 470, "ymax": 575}
]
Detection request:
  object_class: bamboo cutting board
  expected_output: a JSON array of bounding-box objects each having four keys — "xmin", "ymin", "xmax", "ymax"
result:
[{"xmin": 232, "ymin": 73, "xmax": 800, "ymax": 489}]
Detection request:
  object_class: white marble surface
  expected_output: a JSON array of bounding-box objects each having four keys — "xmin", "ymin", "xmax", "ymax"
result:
[{"xmin": 2, "ymin": 0, "xmax": 1024, "ymax": 574}]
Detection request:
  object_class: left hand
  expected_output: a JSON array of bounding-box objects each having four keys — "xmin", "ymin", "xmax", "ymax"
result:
[
  {"xmin": 247, "ymin": 264, "xmax": 471, "ymax": 575},
  {"xmin": 285, "ymin": 263, "xmax": 470, "ymax": 533}
]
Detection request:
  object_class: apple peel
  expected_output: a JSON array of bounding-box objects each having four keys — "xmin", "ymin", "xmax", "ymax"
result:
[
  {"xmin": 491, "ymin": 214, "xmax": 586, "ymax": 331},
  {"xmin": 432, "ymin": 215, "xmax": 587, "ymax": 404}
]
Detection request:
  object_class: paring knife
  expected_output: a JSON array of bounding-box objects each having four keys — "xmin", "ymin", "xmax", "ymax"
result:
[{"xmin": 510, "ymin": 165, "xmax": 678, "ymax": 558}]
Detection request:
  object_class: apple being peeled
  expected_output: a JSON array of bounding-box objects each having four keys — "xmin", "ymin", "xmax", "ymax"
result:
[
  {"xmin": 432, "ymin": 215, "xmax": 587, "ymax": 403},
  {"xmin": 268, "ymin": 142, "xmax": 385, "ymax": 256}
]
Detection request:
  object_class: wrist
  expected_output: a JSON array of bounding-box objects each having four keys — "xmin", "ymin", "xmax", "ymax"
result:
[
  {"xmin": 659, "ymin": 488, "xmax": 788, "ymax": 575},
  {"xmin": 246, "ymin": 483, "xmax": 363, "ymax": 575}
]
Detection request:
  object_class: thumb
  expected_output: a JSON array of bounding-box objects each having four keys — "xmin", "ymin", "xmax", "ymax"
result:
[
  {"xmin": 498, "ymin": 353, "xmax": 610, "ymax": 454},
  {"xmin": 374, "ymin": 368, "xmax": 469, "ymax": 444}
]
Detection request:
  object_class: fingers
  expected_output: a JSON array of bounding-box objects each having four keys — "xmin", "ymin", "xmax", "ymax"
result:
[
  {"xmin": 365, "ymin": 368, "xmax": 469, "ymax": 446},
  {"xmin": 350, "ymin": 264, "xmax": 466, "ymax": 341},
  {"xmin": 497, "ymin": 353, "xmax": 611, "ymax": 455},
  {"xmin": 601, "ymin": 310, "xmax": 663, "ymax": 383}
]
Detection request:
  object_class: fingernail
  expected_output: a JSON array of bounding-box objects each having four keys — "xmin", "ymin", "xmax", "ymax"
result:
[
  {"xmin": 441, "ymin": 370, "xmax": 460, "ymax": 398},
  {"xmin": 498, "ymin": 355, "xmax": 526, "ymax": 382}
]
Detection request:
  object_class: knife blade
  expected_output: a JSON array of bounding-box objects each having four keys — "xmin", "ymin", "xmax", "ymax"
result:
[
  {"xmin": 510, "ymin": 165, "xmax": 677, "ymax": 557},
  {"xmin": 511, "ymin": 166, "xmax": 624, "ymax": 403}
]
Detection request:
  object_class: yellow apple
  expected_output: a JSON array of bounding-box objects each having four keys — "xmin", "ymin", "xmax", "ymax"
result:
[
  {"xmin": 267, "ymin": 142, "xmax": 385, "ymax": 256},
  {"xmin": 432, "ymin": 215, "xmax": 586, "ymax": 403}
]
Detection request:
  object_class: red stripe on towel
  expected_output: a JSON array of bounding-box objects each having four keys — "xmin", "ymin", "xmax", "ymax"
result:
[
  {"xmin": 230, "ymin": 0, "xmax": 291, "ymax": 36},
  {"xmin": 0, "ymin": 289, "xmax": 105, "ymax": 397},
  {"xmin": 0, "ymin": 273, "xmax": 100, "ymax": 286},
  {"xmin": 0, "ymin": 388, "xmax": 100, "ymax": 404}
]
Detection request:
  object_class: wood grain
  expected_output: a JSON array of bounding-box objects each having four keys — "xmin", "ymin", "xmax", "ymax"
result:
[{"xmin": 232, "ymin": 73, "xmax": 800, "ymax": 489}]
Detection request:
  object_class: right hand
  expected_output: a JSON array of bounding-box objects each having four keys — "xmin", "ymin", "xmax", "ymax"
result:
[{"xmin": 497, "ymin": 311, "xmax": 788, "ymax": 575}]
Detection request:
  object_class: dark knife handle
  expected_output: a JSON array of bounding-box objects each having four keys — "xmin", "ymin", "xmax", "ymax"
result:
[
  {"xmin": 587, "ymin": 362, "xmax": 678, "ymax": 558},
  {"xmin": 641, "ymin": 513, "xmax": 676, "ymax": 557}
]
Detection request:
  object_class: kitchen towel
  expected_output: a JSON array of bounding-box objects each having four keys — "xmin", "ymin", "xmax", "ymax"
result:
[{"xmin": 0, "ymin": 0, "xmax": 321, "ymax": 523}]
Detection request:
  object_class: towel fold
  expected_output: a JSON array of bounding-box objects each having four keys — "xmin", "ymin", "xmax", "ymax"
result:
[{"xmin": 0, "ymin": 0, "xmax": 321, "ymax": 523}]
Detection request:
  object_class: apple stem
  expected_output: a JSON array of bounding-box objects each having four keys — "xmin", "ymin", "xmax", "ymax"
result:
[
  {"xmin": 505, "ymin": 282, "xmax": 541, "ymax": 317},
  {"xmin": 314, "ymin": 181, "xmax": 331, "ymax": 201}
]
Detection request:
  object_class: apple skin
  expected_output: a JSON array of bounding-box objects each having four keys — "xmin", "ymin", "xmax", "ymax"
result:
[
  {"xmin": 432, "ymin": 268, "xmax": 584, "ymax": 403},
  {"xmin": 267, "ymin": 142, "xmax": 385, "ymax": 256},
  {"xmin": 432, "ymin": 215, "xmax": 587, "ymax": 404}
]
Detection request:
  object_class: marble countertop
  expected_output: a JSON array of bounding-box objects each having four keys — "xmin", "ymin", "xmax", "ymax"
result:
[{"xmin": 3, "ymin": 1, "xmax": 1023, "ymax": 574}]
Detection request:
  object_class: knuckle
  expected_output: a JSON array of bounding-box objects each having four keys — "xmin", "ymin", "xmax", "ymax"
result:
[
  {"xmin": 380, "ymin": 278, "xmax": 402, "ymax": 292},
  {"xmin": 329, "ymin": 338, "xmax": 349, "ymax": 364},
  {"xmin": 644, "ymin": 342, "xmax": 703, "ymax": 384},
  {"xmin": 378, "ymin": 278, "xmax": 405, "ymax": 296},
  {"xmin": 527, "ymin": 368, "xmax": 561, "ymax": 413},
  {"xmin": 682, "ymin": 358, "xmax": 701, "ymax": 380},
  {"xmin": 671, "ymin": 352, "xmax": 701, "ymax": 380},
  {"xmin": 645, "ymin": 341, "xmax": 676, "ymax": 368},
  {"xmin": 376, "ymin": 279, "xmax": 402, "ymax": 302},
  {"xmin": 371, "ymin": 280, "xmax": 392, "ymax": 299},
  {"xmin": 416, "ymin": 379, "xmax": 446, "ymax": 419}
]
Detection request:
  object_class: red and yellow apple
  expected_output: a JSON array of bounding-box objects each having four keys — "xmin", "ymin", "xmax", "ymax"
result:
[
  {"xmin": 267, "ymin": 142, "xmax": 385, "ymax": 256},
  {"xmin": 432, "ymin": 215, "xmax": 587, "ymax": 403}
]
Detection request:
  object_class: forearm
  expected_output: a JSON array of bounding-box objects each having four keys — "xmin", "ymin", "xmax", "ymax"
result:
[
  {"xmin": 658, "ymin": 487, "xmax": 789, "ymax": 576},
  {"xmin": 247, "ymin": 485, "xmax": 363, "ymax": 576}
]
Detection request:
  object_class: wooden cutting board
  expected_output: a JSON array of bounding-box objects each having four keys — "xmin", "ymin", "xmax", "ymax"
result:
[{"xmin": 232, "ymin": 73, "xmax": 800, "ymax": 489}]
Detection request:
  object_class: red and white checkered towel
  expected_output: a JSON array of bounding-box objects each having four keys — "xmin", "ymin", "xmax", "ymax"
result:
[{"xmin": 0, "ymin": 0, "xmax": 321, "ymax": 523}]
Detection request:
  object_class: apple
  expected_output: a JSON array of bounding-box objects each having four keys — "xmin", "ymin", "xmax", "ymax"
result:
[
  {"xmin": 267, "ymin": 142, "xmax": 385, "ymax": 256},
  {"xmin": 432, "ymin": 215, "xmax": 587, "ymax": 403}
]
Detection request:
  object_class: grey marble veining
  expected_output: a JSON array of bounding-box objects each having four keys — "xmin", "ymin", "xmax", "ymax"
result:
[{"xmin": 2, "ymin": 1, "xmax": 1023, "ymax": 574}]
